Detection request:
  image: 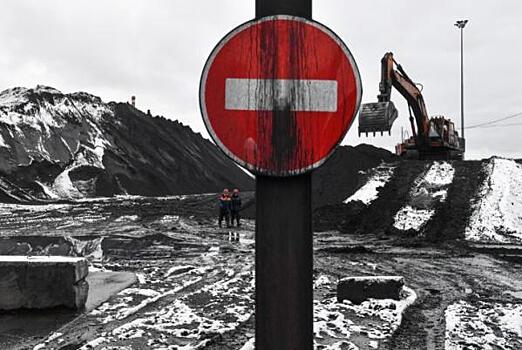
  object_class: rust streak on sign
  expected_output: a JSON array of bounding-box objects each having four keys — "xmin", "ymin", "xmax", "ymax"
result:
[{"xmin": 200, "ymin": 15, "xmax": 362, "ymax": 176}]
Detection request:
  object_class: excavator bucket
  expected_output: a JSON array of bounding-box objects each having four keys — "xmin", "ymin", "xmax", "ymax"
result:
[{"xmin": 358, "ymin": 101, "xmax": 399, "ymax": 136}]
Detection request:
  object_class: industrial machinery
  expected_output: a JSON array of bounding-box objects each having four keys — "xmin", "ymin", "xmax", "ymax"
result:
[{"xmin": 359, "ymin": 52, "xmax": 465, "ymax": 160}]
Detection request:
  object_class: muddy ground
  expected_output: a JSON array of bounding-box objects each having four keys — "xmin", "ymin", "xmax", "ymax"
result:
[{"xmin": 0, "ymin": 193, "xmax": 520, "ymax": 349}]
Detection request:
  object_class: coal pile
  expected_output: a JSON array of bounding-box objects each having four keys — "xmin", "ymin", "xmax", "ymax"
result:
[
  {"xmin": 102, "ymin": 103, "xmax": 254, "ymax": 196},
  {"xmin": 312, "ymin": 144, "xmax": 398, "ymax": 208},
  {"xmin": 313, "ymin": 144, "xmax": 398, "ymax": 231},
  {"xmin": 0, "ymin": 86, "xmax": 254, "ymax": 202},
  {"xmin": 314, "ymin": 156, "xmax": 522, "ymax": 245}
]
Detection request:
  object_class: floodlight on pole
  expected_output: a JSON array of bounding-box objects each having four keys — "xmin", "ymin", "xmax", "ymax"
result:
[{"xmin": 454, "ymin": 19, "xmax": 468, "ymax": 139}]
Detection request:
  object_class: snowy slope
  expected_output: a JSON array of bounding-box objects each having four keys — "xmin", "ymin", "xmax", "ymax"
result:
[
  {"xmin": 393, "ymin": 161, "xmax": 455, "ymax": 231},
  {"xmin": 465, "ymin": 158, "xmax": 522, "ymax": 243},
  {"xmin": 0, "ymin": 86, "xmax": 113, "ymax": 199},
  {"xmin": 344, "ymin": 164, "xmax": 395, "ymax": 205},
  {"xmin": 0, "ymin": 85, "xmax": 253, "ymax": 201}
]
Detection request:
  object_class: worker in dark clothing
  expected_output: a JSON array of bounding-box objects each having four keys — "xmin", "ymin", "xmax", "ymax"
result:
[
  {"xmin": 218, "ymin": 188, "xmax": 231, "ymax": 228},
  {"xmin": 230, "ymin": 188, "xmax": 242, "ymax": 227}
]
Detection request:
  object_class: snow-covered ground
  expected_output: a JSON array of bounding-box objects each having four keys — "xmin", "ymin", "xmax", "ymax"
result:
[
  {"xmin": 465, "ymin": 158, "xmax": 522, "ymax": 243},
  {"xmin": 235, "ymin": 283, "xmax": 417, "ymax": 350},
  {"xmin": 30, "ymin": 243, "xmax": 417, "ymax": 350},
  {"xmin": 394, "ymin": 161, "xmax": 455, "ymax": 231},
  {"xmin": 344, "ymin": 164, "xmax": 395, "ymax": 205},
  {"xmin": 34, "ymin": 253, "xmax": 256, "ymax": 350},
  {"xmin": 313, "ymin": 286, "xmax": 416, "ymax": 349},
  {"xmin": 2, "ymin": 192, "xmax": 520, "ymax": 349},
  {"xmin": 445, "ymin": 300, "xmax": 522, "ymax": 350},
  {"xmin": 310, "ymin": 273, "xmax": 417, "ymax": 350}
]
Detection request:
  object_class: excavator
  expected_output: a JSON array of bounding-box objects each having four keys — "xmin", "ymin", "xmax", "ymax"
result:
[{"xmin": 359, "ymin": 52, "xmax": 465, "ymax": 160}]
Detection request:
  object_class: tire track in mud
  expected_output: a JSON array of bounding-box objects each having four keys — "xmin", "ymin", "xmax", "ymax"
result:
[
  {"xmin": 314, "ymin": 237, "xmax": 522, "ymax": 350},
  {"xmin": 380, "ymin": 257, "xmax": 467, "ymax": 350},
  {"xmin": 35, "ymin": 250, "xmax": 255, "ymax": 350},
  {"xmin": 380, "ymin": 253, "xmax": 521, "ymax": 349}
]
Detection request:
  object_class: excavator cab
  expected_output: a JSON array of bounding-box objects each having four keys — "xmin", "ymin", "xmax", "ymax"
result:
[{"xmin": 358, "ymin": 101, "xmax": 399, "ymax": 136}]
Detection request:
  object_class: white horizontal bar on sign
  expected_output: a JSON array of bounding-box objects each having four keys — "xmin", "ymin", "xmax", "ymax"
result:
[{"xmin": 225, "ymin": 78, "xmax": 338, "ymax": 112}]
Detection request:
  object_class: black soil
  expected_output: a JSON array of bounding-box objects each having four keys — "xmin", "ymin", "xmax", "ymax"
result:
[{"xmin": 422, "ymin": 160, "xmax": 487, "ymax": 242}]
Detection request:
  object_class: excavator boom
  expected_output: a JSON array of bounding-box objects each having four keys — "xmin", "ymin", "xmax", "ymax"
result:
[{"xmin": 359, "ymin": 52, "xmax": 465, "ymax": 160}]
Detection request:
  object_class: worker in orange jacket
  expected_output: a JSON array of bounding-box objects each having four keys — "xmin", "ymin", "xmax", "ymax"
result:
[{"xmin": 218, "ymin": 188, "xmax": 232, "ymax": 228}]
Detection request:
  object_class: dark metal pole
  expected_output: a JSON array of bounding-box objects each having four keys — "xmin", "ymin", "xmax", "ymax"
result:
[
  {"xmin": 460, "ymin": 26, "xmax": 464, "ymax": 138},
  {"xmin": 255, "ymin": 176, "xmax": 313, "ymax": 349},
  {"xmin": 255, "ymin": 1, "xmax": 313, "ymax": 349},
  {"xmin": 256, "ymin": 0, "xmax": 312, "ymax": 18}
]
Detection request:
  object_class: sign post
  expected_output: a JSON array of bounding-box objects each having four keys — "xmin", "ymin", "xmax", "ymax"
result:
[
  {"xmin": 200, "ymin": 1, "xmax": 361, "ymax": 347},
  {"xmin": 254, "ymin": 3, "xmax": 314, "ymax": 349}
]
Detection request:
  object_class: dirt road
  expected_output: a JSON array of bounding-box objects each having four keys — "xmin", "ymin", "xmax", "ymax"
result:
[{"xmin": 0, "ymin": 195, "xmax": 520, "ymax": 349}]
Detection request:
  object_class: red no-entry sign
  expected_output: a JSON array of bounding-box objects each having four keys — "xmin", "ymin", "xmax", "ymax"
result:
[{"xmin": 200, "ymin": 15, "xmax": 362, "ymax": 176}]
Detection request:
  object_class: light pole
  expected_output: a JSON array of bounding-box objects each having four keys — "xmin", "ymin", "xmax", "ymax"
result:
[{"xmin": 455, "ymin": 19, "xmax": 468, "ymax": 139}]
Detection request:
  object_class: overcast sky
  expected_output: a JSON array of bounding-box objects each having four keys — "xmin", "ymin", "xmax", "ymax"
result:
[{"xmin": 1, "ymin": 0, "xmax": 521, "ymax": 159}]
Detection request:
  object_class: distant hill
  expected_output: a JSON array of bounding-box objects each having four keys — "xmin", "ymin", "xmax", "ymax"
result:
[{"xmin": 0, "ymin": 85, "xmax": 253, "ymax": 202}]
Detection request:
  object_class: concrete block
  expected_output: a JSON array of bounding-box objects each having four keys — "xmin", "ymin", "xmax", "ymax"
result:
[
  {"xmin": 337, "ymin": 276, "xmax": 404, "ymax": 304},
  {"xmin": 0, "ymin": 256, "xmax": 89, "ymax": 310}
]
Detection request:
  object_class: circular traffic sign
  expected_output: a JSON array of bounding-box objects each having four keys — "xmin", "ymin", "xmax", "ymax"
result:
[{"xmin": 200, "ymin": 15, "xmax": 362, "ymax": 176}]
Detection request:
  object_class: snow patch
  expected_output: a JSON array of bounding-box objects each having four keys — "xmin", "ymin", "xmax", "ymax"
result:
[
  {"xmin": 393, "ymin": 162, "xmax": 454, "ymax": 231},
  {"xmin": 119, "ymin": 288, "xmax": 160, "ymax": 298},
  {"xmin": 393, "ymin": 206, "xmax": 435, "ymax": 231},
  {"xmin": 34, "ymin": 180, "xmax": 59, "ymax": 199},
  {"xmin": 314, "ymin": 286, "xmax": 416, "ymax": 348},
  {"xmin": 165, "ymin": 265, "xmax": 195, "ymax": 278},
  {"xmin": 423, "ymin": 161, "xmax": 456, "ymax": 185},
  {"xmin": 239, "ymin": 338, "xmax": 255, "ymax": 350},
  {"xmin": 0, "ymin": 133, "xmax": 9, "ymax": 148},
  {"xmin": 465, "ymin": 158, "xmax": 522, "ymax": 243},
  {"xmin": 344, "ymin": 164, "xmax": 395, "ymax": 205},
  {"xmin": 314, "ymin": 274, "xmax": 331, "ymax": 289},
  {"xmin": 445, "ymin": 300, "xmax": 522, "ymax": 349},
  {"xmin": 77, "ymin": 336, "xmax": 107, "ymax": 350},
  {"xmin": 135, "ymin": 272, "xmax": 146, "ymax": 284},
  {"xmin": 51, "ymin": 168, "xmax": 82, "ymax": 199},
  {"xmin": 114, "ymin": 215, "xmax": 139, "ymax": 222}
]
